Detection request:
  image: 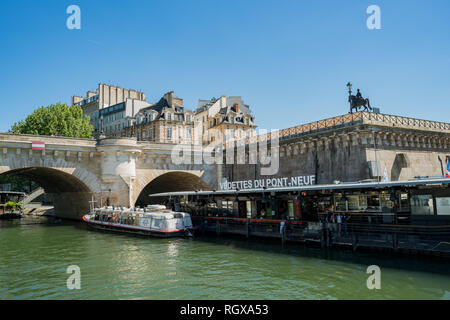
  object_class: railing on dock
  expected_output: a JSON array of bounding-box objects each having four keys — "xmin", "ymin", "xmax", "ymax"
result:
[{"xmin": 192, "ymin": 215, "xmax": 450, "ymax": 255}]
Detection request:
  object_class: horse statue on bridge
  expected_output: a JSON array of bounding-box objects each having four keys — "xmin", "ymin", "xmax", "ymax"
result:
[{"xmin": 347, "ymin": 82, "xmax": 373, "ymax": 113}]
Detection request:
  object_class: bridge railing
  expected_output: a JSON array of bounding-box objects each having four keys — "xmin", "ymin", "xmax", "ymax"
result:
[
  {"xmin": 359, "ymin": 112, "xmax": 450, "ymax": 131},
  {"xmin": 241, "ymin": 111, "xmax": 450, "ymax": 145}
]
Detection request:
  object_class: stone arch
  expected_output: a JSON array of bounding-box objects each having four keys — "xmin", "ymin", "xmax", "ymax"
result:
[
  {"xmin": 0, "ymin": 166, "xmax": 95, "ymax": 220},
  {"xmin": 134, "ymin": 171, "xmax": 213, "ymax": 207}
]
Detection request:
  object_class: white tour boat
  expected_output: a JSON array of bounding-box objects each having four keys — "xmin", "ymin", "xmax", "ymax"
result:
[{"xmin": 82, "ymin": 205, "xmax": 194, "ymax": 237}]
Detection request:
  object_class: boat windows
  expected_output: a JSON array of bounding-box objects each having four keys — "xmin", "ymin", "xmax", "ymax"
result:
[
  {"xmin": 398, "ymin": 193, "xmax": 409, "ymax": 212},
  {"xmin": 347, "ymin": 195, "xmax": 359, "ymax": 211},
  {"xmin": 435, "ymin": 197, "xmax": 450, "ymax": 215},
  {"xmin": 366, "ymin": 193, "xmax": 381, "ymax": 211},
  {"xmin": 334, "ymin": 194, "xmax": 347, "ymax": 211},
  {"xmin": 151, "ymin": 218, "xmax": 163, "ymax": 229},
  {"xmin": 410, "ymin": 195, "xmax": 434, "ymax": 215},
  {"xmin": 334, "ymin": 192, "xmax": 382, "ymax": 213},
  {"xmin": 221, "ymin": 200, "xmax": 234, "ymax": 217}
]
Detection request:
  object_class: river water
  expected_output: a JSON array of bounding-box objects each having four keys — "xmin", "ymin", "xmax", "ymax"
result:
[{"xmin": 0, "ymin": 217, "xmax": 449, "ymax": 300}]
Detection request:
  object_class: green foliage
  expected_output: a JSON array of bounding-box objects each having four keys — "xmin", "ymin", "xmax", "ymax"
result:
[
  {"xmin": 12, "ymin": 104, "xmax": 93, "ymax": 138},
  {"xmin": 15, "ymin": 202, "xmax": 23, "ymax": 211},
  {"xmin": 5, "ymin": 201, "xmax": 22, "ymax": 213}
]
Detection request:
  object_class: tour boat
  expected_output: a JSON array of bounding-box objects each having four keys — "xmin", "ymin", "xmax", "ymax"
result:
[{"xmin": 82, "ymin": 205, "xmax": 194, "ymax": 237}]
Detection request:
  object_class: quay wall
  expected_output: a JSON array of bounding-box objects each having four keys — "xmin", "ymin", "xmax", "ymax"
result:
[{"xmin": 222, "ymin": 113, "xmax": 450, "ymax": 186}]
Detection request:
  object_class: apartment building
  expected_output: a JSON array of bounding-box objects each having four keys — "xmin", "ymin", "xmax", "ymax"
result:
[
  {"xmin": 72, "ymin": 83, "xmax": 147, "ymax": 136},
  {"xmin": 123, "ymin": 91, "xmax": 196, "ymax": 144},
  {"xmin": 195, "ymin": 95, "xmax": 257, "ymax": 146}
]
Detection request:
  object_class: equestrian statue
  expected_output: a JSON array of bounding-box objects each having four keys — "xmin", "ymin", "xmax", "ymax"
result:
[{"xmin": 346, "ymin": 82, "xmax": 373, "ymax": 113}]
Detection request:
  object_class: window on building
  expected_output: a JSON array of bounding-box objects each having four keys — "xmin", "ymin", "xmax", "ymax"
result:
[
  {"xmin": 148, "ymin": 128, "xmax": 153, "ymax": 140},
  {"xmin": 186, "ymin": 127, "xmax": 192, "ymax": 139},
  {"xmin": 167, "ymin": 127, "xmax": 172, "ymax": 139},
  {"xmin": 167, "ymin": 113, "xmax": 172, "ymax": 121},
  {"xmin": 186, "ymin": 115, "xmax": 191, "ymax": 122}
]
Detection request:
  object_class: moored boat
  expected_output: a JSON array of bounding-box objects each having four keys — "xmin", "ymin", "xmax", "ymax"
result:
[{"xmin": 82, "ymin": 205, "xmax": 194, "ymax": 237}]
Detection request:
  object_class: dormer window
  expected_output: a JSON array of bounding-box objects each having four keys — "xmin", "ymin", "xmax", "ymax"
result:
[{"xmin": 167, "ymin": 113, "xmax": 172, "ymax": 121}]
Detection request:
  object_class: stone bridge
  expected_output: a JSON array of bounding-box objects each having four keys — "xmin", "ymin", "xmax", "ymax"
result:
[{"xmin": 0, "ymin": 133, "xmax": 218, "ymax": 219}]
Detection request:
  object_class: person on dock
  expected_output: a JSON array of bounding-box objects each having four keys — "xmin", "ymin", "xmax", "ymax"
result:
[
  {"xmin": 336, "ymin": 214, "xmax": 342, "ymax": 237},
  {"xmin": 280, "ymin": 218, "xmax": 286, "ymax": 235}
]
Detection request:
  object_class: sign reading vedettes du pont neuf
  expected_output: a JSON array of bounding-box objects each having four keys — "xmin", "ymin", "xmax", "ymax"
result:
[{"xmin": 221, "ymin": 175, "xmax": 316, "ymax": 191}]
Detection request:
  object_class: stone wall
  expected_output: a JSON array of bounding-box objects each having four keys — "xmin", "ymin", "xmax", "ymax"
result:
[{"xmin": 221, "ymin": 113, "xmax": 450, "ymax": 187}]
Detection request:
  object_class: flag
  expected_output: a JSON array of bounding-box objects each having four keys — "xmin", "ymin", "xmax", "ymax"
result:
[
  {"xmin": 446, "ymin": 159, "xmax": 450, "ymax": 178},
  {"xmin": 31, "ymin": 141, "xmax": 45, "ymax": 150},
  {"xmin": 382, "ymin": 165, "xmax": 389, "ymax": 182}
]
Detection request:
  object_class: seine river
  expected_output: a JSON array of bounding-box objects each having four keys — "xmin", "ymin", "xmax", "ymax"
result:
[{"xmin": 1, "ymin": 217, "xmax": 449, "ymax": 300}]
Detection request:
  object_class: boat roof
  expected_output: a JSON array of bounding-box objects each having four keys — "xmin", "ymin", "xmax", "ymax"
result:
[
  {"xmin": 0, "ymin": 191, "xmax": 26, "ymax": 195},
  {"xmin": 94, "ymin": 207, "xmax": 189, "ymax": 217},
  {"xmin": 149, "ymin": 177, "xmax": 450, "ymax": 197}
]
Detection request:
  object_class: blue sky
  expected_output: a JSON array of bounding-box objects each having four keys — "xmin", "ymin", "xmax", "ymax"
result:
[{"xmin": 1, "ymin": 0, "xmax": 449, "ymax": 132}]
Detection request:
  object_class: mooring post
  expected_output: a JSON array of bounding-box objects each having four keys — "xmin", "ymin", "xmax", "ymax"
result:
[
  {"xmin": 392, "ymin": 232, "xmax": 398, "ymax": 250},
  {"xmin": 246, "ymin": 219, "xmax": 250, "ymax": 238},
  {"xmin": 352, "ymin": 232, "xmax": 358, "ymax": 251},
  {"xmin": 326, "ymin": 223, "xmax": 331, "ymax": 247},
  {"xmin": 216, "ymin": 220, "xmax": 220, "ymax": 235},
  {"xmin": 320, "ymin": 221, "xmax": 327, "ymax": 248}
]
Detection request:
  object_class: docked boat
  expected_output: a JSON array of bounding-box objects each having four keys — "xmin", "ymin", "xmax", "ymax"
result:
[{"xmin": 82, "ymin": 205, "xmax": 194, "ymax": 237}]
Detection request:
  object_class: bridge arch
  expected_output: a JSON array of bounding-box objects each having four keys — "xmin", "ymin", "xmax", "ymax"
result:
[
  {"xmin": 0, "ymin": 167, "xmax": 95, "ymax": 220},
  {"xmin": 134, "ymin": 171, "xmax": 212, "ymax": 207}
]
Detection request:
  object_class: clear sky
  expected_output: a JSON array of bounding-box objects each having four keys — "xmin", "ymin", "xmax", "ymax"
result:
[{"xmin": 1, "ymin": 0, "xmax": 449, "ymax": 132}]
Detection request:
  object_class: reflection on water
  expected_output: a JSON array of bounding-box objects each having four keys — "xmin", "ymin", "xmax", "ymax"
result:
[{"xmin": 0, "ymin": 217, "xmax": 449, "ymax": 300}]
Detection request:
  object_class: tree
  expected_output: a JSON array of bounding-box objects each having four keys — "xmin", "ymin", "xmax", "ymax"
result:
[
  {"xmin": 12, "ymin": 104, "xmax": 93, "ymax": 138},
  {"xmin": 0, "ymin": 175, "xmax": 38, "ymax": 193}
]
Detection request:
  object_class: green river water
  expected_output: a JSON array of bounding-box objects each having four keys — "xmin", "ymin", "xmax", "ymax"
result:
[{"xmin": 0, "ymin": 217, "xmax": 449, "ymax": 300}]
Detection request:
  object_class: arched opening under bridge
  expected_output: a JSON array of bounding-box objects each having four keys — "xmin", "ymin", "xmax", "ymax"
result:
[
  {"xmin": 135, "ymin": 171, "xmax": 212, "ymax": 207},
  {"xmin": 0, "ymin": 167, "xmax": 93, "ymax": 220}
]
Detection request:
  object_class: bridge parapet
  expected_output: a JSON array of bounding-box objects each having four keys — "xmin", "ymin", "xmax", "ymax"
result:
[
  {"xmin": 241, "ymin": 112, "xmax": 450, "ymax": 145},
  {"xmin": 0, "ymin": 133, "xmax": 97, "ymax": 146}
]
